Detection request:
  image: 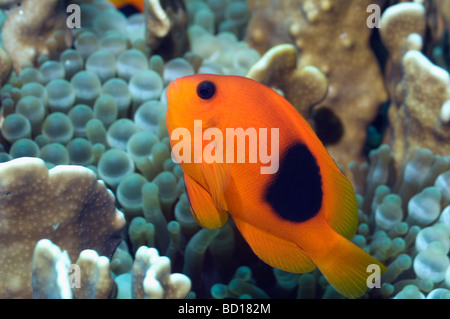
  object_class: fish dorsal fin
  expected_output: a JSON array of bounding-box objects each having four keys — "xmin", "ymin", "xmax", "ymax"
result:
[
  {"xmin": 183, "ymin": 173, "xmax": 228, "ymax": 229},
  {"xmin": 200, "ymin": 161, "xmax": 230, "ymax": 212},
  {"xmin": 319, "ymin": 152, "xmax": 358, "ymax": 240},
  {"xmin": 289, "ymin": 102, "xmax": 358, "ymax": 239}
]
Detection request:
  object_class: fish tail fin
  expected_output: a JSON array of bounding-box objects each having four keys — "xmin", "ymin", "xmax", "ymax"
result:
[{"xmin": 313, "ymin": 234, "xmax": 387, "ymax": 299}]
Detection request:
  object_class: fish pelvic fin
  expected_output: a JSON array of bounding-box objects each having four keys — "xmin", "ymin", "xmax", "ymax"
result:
[
  {"xmin": 184, "ymin": 173, "xmax": 228, "ymax": 229},
  {"xmin": 312, "ymin": 233, "xmax": 387, "ymax": 299},
  {"xmin": 201, "ymin": 161, "xmax": 231, "ymax": 212}
]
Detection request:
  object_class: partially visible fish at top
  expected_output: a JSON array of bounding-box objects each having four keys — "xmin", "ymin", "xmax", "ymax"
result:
[
  {"xmin": 165, "ymin": 74, "xmax": 387, "ymax": 299},
  {"xmin": 110, "ymin": 0, "xmax": 144, "ymax": 12}
]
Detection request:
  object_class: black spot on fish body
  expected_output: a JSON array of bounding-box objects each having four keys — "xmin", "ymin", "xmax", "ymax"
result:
[{"xmin": 264, "ymin": 143, "xmax": 323, "ymax": 223}]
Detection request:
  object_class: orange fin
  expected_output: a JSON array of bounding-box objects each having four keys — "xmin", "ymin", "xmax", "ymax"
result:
[
  {"xmin": 184, "ymin": 173, "xmax": 228, "ymax": 229},
  {"xmin": 233, "ymin": 218, "xmax": 316, "ymax": 273},
  {"xmin": 313, "ymin": 233, "xmax": 387, "ymax": 299},
  {"xmin": 200, "ymin": 161, "xmax": 230, "ymax": 212},
  {"xmin": 320, "ymin": 155, "xmax": 359, "ymax": 240}
]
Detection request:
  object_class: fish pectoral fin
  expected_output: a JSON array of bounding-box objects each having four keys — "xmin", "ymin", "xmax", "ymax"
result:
[
  {"xmin": 233, "ymin": 218, "xmax": 316, "ymax": 273},
  {"xmin": 184, "ymin": 173, "xmax": 228, "ymax": 229},
  {"xmin": 200, "ymin": 161, "xmax": 230, "ymax": 212}
]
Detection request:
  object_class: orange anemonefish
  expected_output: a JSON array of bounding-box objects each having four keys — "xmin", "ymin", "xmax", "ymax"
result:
[
  {"xmin": 110, "ymin": 0, "xmax": 144, "ymax": 12},
  {"xmin": 165, "ymin": 74, "xmax": 387, "ymax": 298}
]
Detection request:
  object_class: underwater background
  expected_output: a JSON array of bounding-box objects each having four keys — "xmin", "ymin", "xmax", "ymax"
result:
[{"xmin": 0, "ymin": 0, "xmax": 449, "ymax": 299}]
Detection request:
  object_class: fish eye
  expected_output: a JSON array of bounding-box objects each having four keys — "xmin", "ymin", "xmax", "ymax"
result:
[{"xmin": 196, "ymin": 81, "xmax": 216, "ymax": 100}]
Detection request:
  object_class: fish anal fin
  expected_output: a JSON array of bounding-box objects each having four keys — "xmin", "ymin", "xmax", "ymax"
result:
[
  {"xmin": 233, "ymin": 218, "xmax": 316, "ymax": 273},
  {"xmin": 184, "ymin": 173, "xmax": 228, "ymax": 229}
]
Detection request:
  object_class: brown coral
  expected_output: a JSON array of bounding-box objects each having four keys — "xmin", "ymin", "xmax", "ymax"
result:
[
  {"xmin": 132, "ymin": 246, "xmax": 191, "ymax": 299},
  {"xmin": 388, "ymin": 50, "xmax": 450, "ymax": 167},
  {"xmin": 246, "ymin": 43, "xmax": 328, "ymax": 117},
  {"xmin": 31, "ymin": 239, "xmax": 73, "ymax": 299},
  {"xmin": 73, "ymin": 249, "xmax": 116, "ymax": 299},
  {"xmin": 0, "ymin": 157, "xmax": 125, "ymax": 298},
  {"xmin": 0, "ymin": 0, "xmax": 70, "ymax": 73},
  {"xmin": 30, "ymin": 241, "xmax": 191, "ymax": 299},
  {"xmin": 379, "ymin": 2, "xmax": 426, "ymax": 98},
  {"xmin": 245, "ymin": 0, "xmax": 388, "ymax": 167},
  {"xmin": 380, "ymin": 2, "xmax": 450, "ymax": 167}
]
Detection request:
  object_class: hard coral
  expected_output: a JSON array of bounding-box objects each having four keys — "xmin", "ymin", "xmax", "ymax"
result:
[
  {"xmin": 245, "ymin": 0, "xmax": 388, "ymax": 167},
  {"xmin": 380, "ymin": 2, "xmax": 426, "ymax": 67},
  {"xmin": 391, "ymin": 50, "xmax": 450, "ymax": 167},
  {"xmin": 0, "ymin": 157, "xmax": 125, "ymax": 298},
  {"xmin": 132, "ymin": 246, "xmax": 191, "ymax": 299},
  {"xmin": 73, "ymin": 249, "xmax": 116, "ymax": 299},
  {"xmin": 246, "ymin": 43, "xmax": 328, "ymax": 117},
  {"xmin": 380, "ymin": 3, "xmax": 450, "ymax": 168},
  {"xmin": 30, "ymin": 240, "xmax": 192, "ymax": 299},
  {"xmin": 31, "ymin": 239, "xmax": 73, "ymax": 299},
  {"xmin": 0, "ymin": 0, "xmax": 70, "ymax": 73},
  {"xmin": 32, "ymin": 239, "xmax": 116, "ymax": 299}
]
